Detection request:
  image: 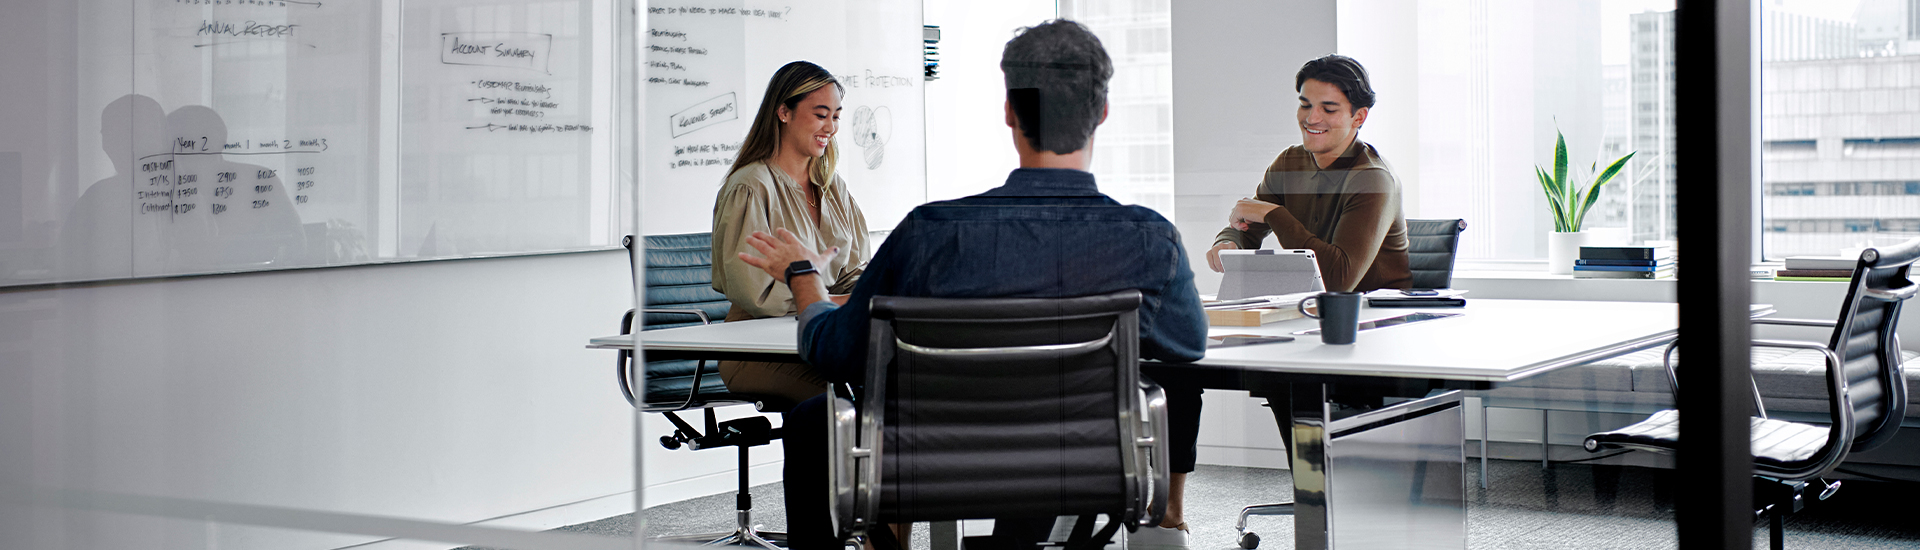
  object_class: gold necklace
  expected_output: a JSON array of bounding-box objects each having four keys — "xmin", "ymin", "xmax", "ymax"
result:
[
  {"xmin": 770, "ymin": 163, "xmax": 818, "ymax": 208},
  {"xmin": 797, "ymin": 182, "xmax": 817, "ymax": 208}
]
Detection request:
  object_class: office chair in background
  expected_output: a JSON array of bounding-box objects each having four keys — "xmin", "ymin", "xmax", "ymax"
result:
[
  {"xmin": 1585, "ymin": 237, "xmax": 1919, "ymax": 550},
  {"xmin": 1407, "ymin": 218, "xmax": 1469, "ymax": 290},
  {"xmin": 618, "ymin": 233, "xmax": 790, "ymax": 549},
  {"xmin": 1233, "ymin": 218, "xmax": 1466, "ymax": 549},
  {"xmin": 828, "ymin": 290, "xmax": 1171, "ymax": 550}
]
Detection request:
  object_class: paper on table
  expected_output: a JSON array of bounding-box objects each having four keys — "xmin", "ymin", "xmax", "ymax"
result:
[{"xmin": 1204, "ymin": 291, "xmax": 1317, "ymax": 311}]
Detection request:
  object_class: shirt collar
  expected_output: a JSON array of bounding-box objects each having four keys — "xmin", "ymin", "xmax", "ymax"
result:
[
  {"xmin": 1315, "ymin": 139, "xmax": 1367, "ymax": 173},
  {"xmin": 980, "ymin": 168, "xmax": 1107, "ymax": 197}
]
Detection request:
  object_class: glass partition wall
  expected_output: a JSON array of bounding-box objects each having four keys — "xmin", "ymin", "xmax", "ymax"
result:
[{"xmin": 2, "ymin": 0, "xmax": 1871, "ymax": 548}]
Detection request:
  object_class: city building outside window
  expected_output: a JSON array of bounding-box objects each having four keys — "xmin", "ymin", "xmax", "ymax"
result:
[{"xmin": 1762, "ymin": 0, "xmax": 1920, "ymax": 259}]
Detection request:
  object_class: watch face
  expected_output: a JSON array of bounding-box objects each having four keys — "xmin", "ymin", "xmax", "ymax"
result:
[{"xmin": 785, "ymin": 260, "xmax": 816, "ymax": 280}]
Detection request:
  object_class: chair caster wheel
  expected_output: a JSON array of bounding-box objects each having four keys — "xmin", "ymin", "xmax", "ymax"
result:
[
  {"xmin": 1238, "ymin": 531, "xmax": 1260, "ymax": 549},
  {"xmin": 659, "ymin": 435, "xmax": 682, "ymax": 450}
]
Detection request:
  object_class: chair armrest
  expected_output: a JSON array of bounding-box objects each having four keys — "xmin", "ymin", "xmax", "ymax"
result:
[
  {"xmin": 1752, "ymin": 318, "xmax": 1837, "ymax": 328},
  {"xmin": 1750, "ymin": 339, "xmax": 1856, "ymax": 475},
  {"xmin": 616, "ymin": 310, "xmax": 638, "ymax": 407},
  {"xmin": 1661, "ymin": 338, "xmax": 1779, "ymax": 421},
  {"xmin": 828, "ymin": 383, "xmax": 877, "ymax": 542},
  {"xmin": 1135, "ymin": 379, "xmax": 1171, "ymax": 528},
  {"xmin": 642, "ymin": 307, "xmax": 712, "ymax": 325},
  {"xmin": 1751, "ymin": 336, "xmax": 1835, "ymax": 419},
  {"xmin": 624, "ymin": 307, "xmax": 720, "ymax": 411}
]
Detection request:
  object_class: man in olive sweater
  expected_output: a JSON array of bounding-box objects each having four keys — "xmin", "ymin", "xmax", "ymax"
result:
[{"xmin": 1206, "ymin": 54, "xmax": 1412, "ymax": 294}]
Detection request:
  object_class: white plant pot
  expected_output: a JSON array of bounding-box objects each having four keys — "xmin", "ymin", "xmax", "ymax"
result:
[{"xmin": 1546, "ymin": 231, "xmax": 1592, "ymax": 275}]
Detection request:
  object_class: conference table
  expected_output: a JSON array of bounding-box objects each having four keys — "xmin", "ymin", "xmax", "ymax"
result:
[{"xmin": 590, "ymin": 299, "xmax": 1763, "ymax": 550}]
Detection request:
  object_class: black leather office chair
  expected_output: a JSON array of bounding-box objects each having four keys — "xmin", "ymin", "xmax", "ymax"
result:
[
  {"xmin": 618, "ymin": 233, "xmax": 789, "ymax": 549},
  {"xmin": 1233, "ymin": 218, "xmax": 1467, "ymax": 549},
  {"xmin": 1407, "ymin": 218, "xmax": 1468, "ymax": 290},
  {"xmin": 827, "ymin": 290, "xmax": 1170, "ymax": 550},
  {"xmin": 1585, "ymin": 237, "xmax": 1919, "ymax": 550}
]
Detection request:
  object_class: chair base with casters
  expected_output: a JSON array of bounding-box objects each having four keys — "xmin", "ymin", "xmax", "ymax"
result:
[
  {"xmin": 620, "ymin": 233, "xmax": 793, "ymax": 549},
  {"xmin": 648, "ymin": 399, "xmax": 788, "ymax": 550},
  {"xmin": 1586, "ymin": 238, "xmax": 1918, "ymax": 550},
  {"xmin": 1232, "ymin": 400, "xmax": 1293, "ymax": 550},
  {"xmin": 1234, "ymin": 502, "xmax": 1291, "ymax": 549}
]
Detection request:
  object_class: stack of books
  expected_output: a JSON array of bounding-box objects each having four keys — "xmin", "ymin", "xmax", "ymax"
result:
[
  {"xmin": 1775, "ymin": 256, "xmax": 1857, "ymax": 282},
  {"xmin": 1574, "ymin": 245, "xmax": 1675, "ymax": 279}
]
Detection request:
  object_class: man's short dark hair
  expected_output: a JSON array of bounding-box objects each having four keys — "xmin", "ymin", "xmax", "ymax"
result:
[
  {"xmin": 1001, "ymin": 20, "xmax": 1113, "ymax": 155},
  {"xmin": 1295, "ymin": 55, "xmax": 1376, "ymax": 110}
]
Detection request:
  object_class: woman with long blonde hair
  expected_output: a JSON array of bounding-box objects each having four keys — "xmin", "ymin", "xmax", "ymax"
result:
[{"xmin": 710, "ymin": 61, "xmax": 869, "ymax": 404}]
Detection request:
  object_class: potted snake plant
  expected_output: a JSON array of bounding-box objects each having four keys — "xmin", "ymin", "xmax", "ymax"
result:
[{"xmin": 1537, "ymin": 128, "xmax": 1634, "ymax": 274}]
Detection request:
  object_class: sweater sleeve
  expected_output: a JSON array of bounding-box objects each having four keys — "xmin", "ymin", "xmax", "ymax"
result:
[
  {"xmin": 1141, "ymin": 231, "xmax": 1208, "ymax": 363},
  {"xmin": 1213, "ymin": 157, "xmax": 1289, "ymax": 249}
]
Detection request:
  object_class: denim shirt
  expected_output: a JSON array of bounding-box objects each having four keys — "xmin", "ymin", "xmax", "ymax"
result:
[{"xmin": 796, "ymin": 168, "xmax": 1208, "ymax": 382}]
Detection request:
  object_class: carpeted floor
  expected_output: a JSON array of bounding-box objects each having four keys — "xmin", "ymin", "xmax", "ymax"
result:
[{"xmin": 488, "ymin": 459, "xmax": 1920, "ymax": 549}]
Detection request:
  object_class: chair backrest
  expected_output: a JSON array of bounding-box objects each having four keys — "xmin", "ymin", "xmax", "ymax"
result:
[
  {"xmin": 856, "ymin": 290, "xmax": 1149, "ymax": 526},
  {"xmin": 1825, "ymin": 237, "xmax": 1920, "ymax": 452},
  {"xmin": 626, "ymin": 233, "xmax": 732, "ymax": 330},
  {"xmin": 1406, "ymin": 219, "xmax": 1467, "ymax": 290}
]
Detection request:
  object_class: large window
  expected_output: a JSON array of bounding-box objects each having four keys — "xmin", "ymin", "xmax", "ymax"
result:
[
  {"xmin": 1351, "ymin": 0, "xmax": 1919, "ymax": 262},
  {"xmin": 1337, "ymin": 0, "xmax": 1674, "ymax": 261},
  {"xmin": 1761, "ymin": 0, "xmax": 1920, "ymax": 259}
]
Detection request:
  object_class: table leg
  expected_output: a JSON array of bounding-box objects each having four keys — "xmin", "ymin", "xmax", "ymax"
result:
[
  {"xmin": 1288, "ymin": 383, "xmax": 1331, "ymax": 550},
  {"xmin": 1289, "ymin": 385, "xmax": 1468, "ymax": 550},
  {"xmin": 1480, "ymin": 399, "xmax": 1490, "ymax": 489},
  {"xmin": 1541, "ymin": 409, "xmax": 1551, "ymax": 469}
]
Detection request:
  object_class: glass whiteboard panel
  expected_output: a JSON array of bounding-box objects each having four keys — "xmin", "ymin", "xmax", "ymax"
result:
[{"xmin": 0, "ymin": 0, "xmax": 629, "ymax": 288}]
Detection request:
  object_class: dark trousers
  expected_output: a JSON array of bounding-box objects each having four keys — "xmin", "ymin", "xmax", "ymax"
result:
[{"xmin": 781, "ymin": 383, "xmax": 1205, "ymax": 550}]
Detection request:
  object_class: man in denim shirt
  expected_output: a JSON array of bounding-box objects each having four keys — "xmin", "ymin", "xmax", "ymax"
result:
[{"xmin": 736, "ymin": 20, "xmax": 1208, "ymax": 550}]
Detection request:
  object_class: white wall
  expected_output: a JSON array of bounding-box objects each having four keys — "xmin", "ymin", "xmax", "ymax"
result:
[
  {"xmin": 1171, "ymin": 0, "xmax": 1337, "ymax": 294},
  {"xmin": 0, "ymin": 251, "xmax": 744, "ymax": 549}
]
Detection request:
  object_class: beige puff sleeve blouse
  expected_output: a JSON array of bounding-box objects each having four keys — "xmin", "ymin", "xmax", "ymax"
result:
[{"xmin": 711, "ymin": 161, "xmax": 871, "ymax": 319}]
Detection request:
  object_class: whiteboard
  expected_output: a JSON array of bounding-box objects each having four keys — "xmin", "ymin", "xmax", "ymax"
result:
[
  {"xmin": 640, "ymin": 0, "xmax": 926, "ymax": 236},
  {"xmin": 0, "ymin": 0, "xmax": 629, "ymax": 287}
]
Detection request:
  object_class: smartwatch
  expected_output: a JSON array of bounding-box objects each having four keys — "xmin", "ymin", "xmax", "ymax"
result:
[{"xmin": 783, "ymin": 260, "xmax": 817, "ymax": 282}]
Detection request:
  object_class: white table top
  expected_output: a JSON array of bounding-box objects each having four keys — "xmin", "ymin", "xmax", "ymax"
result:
[
  {"xmin": 590, "ymin": 299, "xmax": 1770, "ymax": 384},
  {"xmin": 591, "ymin": 316, "xmax": 802, "ymax": 354}
]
